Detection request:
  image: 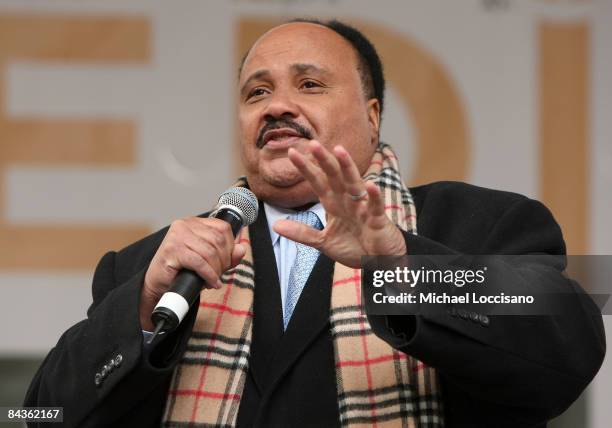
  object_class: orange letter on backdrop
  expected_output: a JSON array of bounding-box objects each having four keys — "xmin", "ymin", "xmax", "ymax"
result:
[{"xmin": 0, "ymin": 14, "xmax": 151, "ymax": 270}]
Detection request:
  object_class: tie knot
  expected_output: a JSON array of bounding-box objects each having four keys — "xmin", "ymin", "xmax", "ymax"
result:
[{"xmin": 289, "ymin": 210, "xmax": 323, "ymax": 230}]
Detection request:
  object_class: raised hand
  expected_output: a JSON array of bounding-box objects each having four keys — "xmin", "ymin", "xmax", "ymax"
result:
[{"xmin": 273, "ymin": 140, "xmax": 407, "ymax": 268}]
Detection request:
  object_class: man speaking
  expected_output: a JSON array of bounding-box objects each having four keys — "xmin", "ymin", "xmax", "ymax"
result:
[{"xmin": 25, "ymin": 19, "xmax": 605, "ymax": 427}]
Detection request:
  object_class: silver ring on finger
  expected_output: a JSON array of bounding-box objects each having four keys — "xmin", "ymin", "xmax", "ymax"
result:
[{"xmin": 349, "ymin": 189, "xmax": 368, "ymax": 201}]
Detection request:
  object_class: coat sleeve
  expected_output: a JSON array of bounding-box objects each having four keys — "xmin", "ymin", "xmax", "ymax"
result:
[
  {"xmin": 367, "ymin": 195, "xmax": 606, "ymax": 426},
  {"xmin": 23, "ymin": 244, "xmax": 199, "ymax": 427}
]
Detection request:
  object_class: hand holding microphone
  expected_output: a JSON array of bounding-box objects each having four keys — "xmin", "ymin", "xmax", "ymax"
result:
[{"xmin": 140, "ymin": 187, "xmax": 258, "ymax": 340}]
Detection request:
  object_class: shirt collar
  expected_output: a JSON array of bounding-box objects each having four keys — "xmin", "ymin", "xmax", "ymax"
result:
[{"xmin": 264, "ymin": 202, "xmax": 327, "ymax": 246}]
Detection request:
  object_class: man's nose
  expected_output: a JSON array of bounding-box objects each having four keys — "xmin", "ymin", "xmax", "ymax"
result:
[{"xmin": 262, "ymin": 89, "xmax": 299, "ymax": 120}]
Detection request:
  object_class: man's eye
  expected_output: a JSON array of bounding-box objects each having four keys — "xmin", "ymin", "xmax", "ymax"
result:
[
  {"xmin": 301, "ymin": 80, "xmax": 322, "ymax": 89},
  {"xmin": 248, "ymin": 88, "xmax": 268, "ymax": 98}
]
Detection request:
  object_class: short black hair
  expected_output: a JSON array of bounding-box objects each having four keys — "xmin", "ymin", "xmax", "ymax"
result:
[{"xmin": 239, "ymin": 18, "xmax": 386, "ymax": 117}]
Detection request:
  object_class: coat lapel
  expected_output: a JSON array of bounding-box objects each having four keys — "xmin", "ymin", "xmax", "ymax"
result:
[
  {"xmin": 262, "ymin": 253, "xmax": 335, "ymax": 393},
  {"xmin": 249, "ymin": 206, "xmax": 284, "ymax": 393},
  {"xmin": 248, "ymin": 204, "xmax": 335, "ymax": 395}
]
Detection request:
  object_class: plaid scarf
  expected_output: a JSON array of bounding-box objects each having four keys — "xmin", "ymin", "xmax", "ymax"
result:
[{"xmin": 162, "ymin": 143, "xmax": 443, "ymax": 427}]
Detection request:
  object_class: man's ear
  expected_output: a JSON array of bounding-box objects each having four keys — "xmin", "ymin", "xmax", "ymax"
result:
[{"xmin": 366, "ymin": 98, "xmax": 381, "ymax": 145}]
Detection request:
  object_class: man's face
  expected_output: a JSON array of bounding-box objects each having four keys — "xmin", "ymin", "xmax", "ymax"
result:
[{"xmin": 238, "ymin": 22, "xmax": 380, "ymax": 208}]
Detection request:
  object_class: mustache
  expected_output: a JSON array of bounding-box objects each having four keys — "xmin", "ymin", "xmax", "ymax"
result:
[{"xmin": 256, "ymin": 119, "xmax": 314, "ymax": 149}]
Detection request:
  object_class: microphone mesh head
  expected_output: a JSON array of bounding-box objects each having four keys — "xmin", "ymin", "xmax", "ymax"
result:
[{"xmin": 217, "ymin": 187, "xmax": 259, "ymax": 225}]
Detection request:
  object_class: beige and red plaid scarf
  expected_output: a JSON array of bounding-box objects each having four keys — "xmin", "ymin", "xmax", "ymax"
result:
[{"xmin": 162, "ymin": 143, "xmax": 443, "ymax": 427}]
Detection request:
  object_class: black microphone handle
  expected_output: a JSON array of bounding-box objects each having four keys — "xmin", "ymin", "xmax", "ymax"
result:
[
  {"xmin": 162, "ymin": 207, "xmax": 244, "ymax": 309},
  {"xmin": 168, "ymin": 270, "xmax": 203, "ymax": 310},
  {"xmin": 213, "ymin": 207, "xmax": 245, "ymax": 237},
  {"xmin": 149, "ymin": 207, "xmax": 245, "ymax": 341}
]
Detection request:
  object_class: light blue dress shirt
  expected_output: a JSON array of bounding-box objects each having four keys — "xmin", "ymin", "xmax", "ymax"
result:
[{"xmin": 263, "ymin": 202, "xmax": 327, "ymax": 319}]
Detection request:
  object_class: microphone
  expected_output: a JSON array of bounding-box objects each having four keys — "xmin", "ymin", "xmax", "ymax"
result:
[{"xmin": 148, "ymin": 187, "xmax": 259, "ymax": 344}]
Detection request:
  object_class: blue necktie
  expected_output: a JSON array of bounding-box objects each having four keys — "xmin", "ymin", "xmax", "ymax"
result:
[{"xmin": 283, "ymin": 211, "xmax": 323, "ymax": 330}]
